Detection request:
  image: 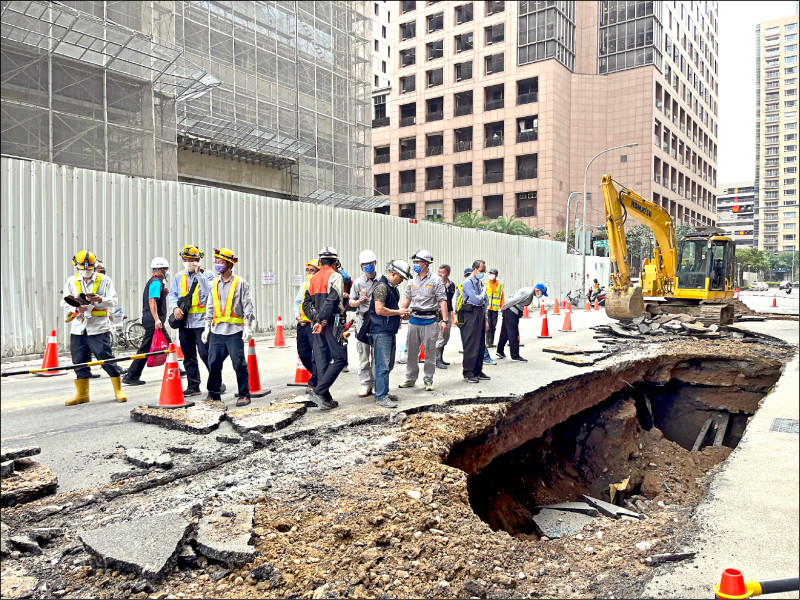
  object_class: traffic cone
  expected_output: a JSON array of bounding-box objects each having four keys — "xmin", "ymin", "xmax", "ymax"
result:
[
  {"xmin": 451, "ymin": 311, "xmax": 456, "ymax": 325},
  {"xmin": 418, "ymin": 344, "xmax": 425, "ymax": 363},
  {"xmin": 567, "ymin": 299, "xmax": 572, "ymax": 312},
  {"xmin": 553, "ymin": 300, "xmax": 560, "ymax": 315},
  {"xmin": 714, "ymin": 569, "xmax": 747, "ymax": 599},
  {"xmin": 246, "ymin": 339, "xmax": 271, "ymax": 398},
  {"xmin": 539, "ymin": 301, "xmax": 546, "ymax": 316},
  {"xmin": 271, "ymin": 316, "xmax": 288, "ymax": 348},
  {"xmin": 537, "ymin": 314, "xmax": 552, "ymax": 339},
  {"xmin": 149, "ymin": 344, "xmax": 194, "ymax": 409},
  {"xmin": 585, "ymin": 298, "xmax": 591, "ymax": 311},
  {"xmin": 522, "ymin": 305, "xmax": 530, "ymax": 319},
  {"xmin": 175, "ymin": 340, "xmax": 185, "ymax": 360},
  {"xmin": 37, "ymin": 330, "xmax": 65, "ymax": 377},
  {"xmin": 287, "ymin": 356, "xmax": 312, "ymax": 387},
  {"xmin": 594, "ymin": 299, "xmax": 600, "ymax": 311},
  {"xmin": 559, "ymin": 309, "xmax": 575, "ymax": 333},
  {"xmin": 772, "ymin": 294, "xmax": 777, "ymax": 307}
]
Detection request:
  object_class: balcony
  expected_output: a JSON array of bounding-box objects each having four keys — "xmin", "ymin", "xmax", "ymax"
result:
[
  {"xmin": 454, "ymin": 176, "xmax": 472, "ymax": 187},
  {"xmin": 484, "ymin": 172, "xmax": 503, "ymax": 183},
  {"xmin": 374, "ymin": 186, "xmax": 390, "ymax": 195},
  {"xmin": 516, "ymin": 130, "xmax": 537, "ymax": 143},
  {"xmin": 374, "ymin": 154, "xmax": 390, "ymax": 164},
  {"xmin": 485, "ymin": 98, "xmax": 504, "ymax": 111},
  {"xmin": 426, "ymin": 111, "xmax": 443, "ymax": 122},
  {"xmin": 485, "ymin": 136, "xmax": 503, "ymax": 147},
  {"xmin": 455, "ymin": 104, "xmax": 473, "ymax": 116},
  {"xmin": 517, "ymin": 92, "xmax": 537, "ymax": 105},
  {"xmin": 400, "ymin": 116, "xmax": 416, "ymax": 127},
  {"xmin": 372, "ymin": 117, "xmax": 390, "ymax": 128},
  {"xmin": 426, "ymin": 179, "xmax": 443, "ymax": 190},
  {"xmin": 517, "ymin": 168, "xmax": 537, "ymax": 180},
  {"xmin": 426, "ymin": 145, "xmax": 443, "ymax": 157},
  {"xmin": 454, "ymin": 140, "xmax": 472, "ymax": 152},
  {"xmin": 400, "ymin": 149, "xmax": 416, "ymax": 160},
  {"xmin": 399, "ymin": 182, "xmax": 416, "ymax": 193}
]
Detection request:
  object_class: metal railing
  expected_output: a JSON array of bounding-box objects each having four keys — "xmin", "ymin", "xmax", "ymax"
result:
[
  {"xmin": 426, "ymin": 145, "xmax": 443, "ymax": 156},
  {"xmin": 485, "ymin": 136, "xmax": 503, "ymax": 147},
  {"xmin": 374, "ymin": 186, "xmax": 390, "ymax": 195},
  {"xmin": 426, "ymin": 111, "xmax": 443, "ymax": 122},
  {"xmin": 372, "ymin": 117, "xmax": 390, "ymax": 128},
  {"xmin": 454, "ymin": 176, "xmax": 472, "ymax": 187},
  {"xmin": 400, "ymin": 149, "xmax": 416, "ymax": 160},
  {"xmin": 455, "ymin": 104, "xmax": 473, "ymax": 116},
  {"xmin": 516, "ymin": 168, "xmax": 537, "ymax": 180},
  {"xmin": 484, "ymin": 172, "xmax": 503, "ymax": 183},
  {"xmin": 516, "ymin": 130, "xmax": 537, "ymax": 143},
  {"xmin": 400, "ymin": 116, "xmax": 416, "ymax": 127},
  {"xmin": 426, "ymin": 179, "xmax": 443, "ymax": 190},
  {"xmin": 454, "ymin": 140, "xmax": 472, "ymax": 151},
  {"xmin": 485, "ymin": 98, "xmax": 504, "ymax": 111},
  {"xmin": 517, "ymin": 92, "xmax": 537, "ymax": 105},
  {"xmin": 374, "ymin": 154, "xmax": 390, "ymax": 164},
  {"xmin": 399, "ymin": 182, "xmax": 416, "ymax": 193}
]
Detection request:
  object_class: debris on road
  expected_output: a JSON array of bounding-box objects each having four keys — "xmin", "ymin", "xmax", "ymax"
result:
[
  {"xmin": 1, "ymin": 454, "xmax": 58, "ymax": 508},
  {"xmin": 194, "ymin": 505, "xmax": 256, "ymax": 565},
  {"xmin": 130, "ymin": 398, "xmax": 227, "ymax": 434},
  {"xmin": 124, "ymin": 448, "xmax": 173, "ymax": 470},
  {"xmin": 226, "ymin": 403, "xmax": 306, "ymax": 434}
]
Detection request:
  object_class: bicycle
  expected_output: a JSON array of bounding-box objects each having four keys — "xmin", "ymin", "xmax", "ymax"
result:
[{"xmin": 109, "ymin": 309, "xmax": 146, "ymax": 349}]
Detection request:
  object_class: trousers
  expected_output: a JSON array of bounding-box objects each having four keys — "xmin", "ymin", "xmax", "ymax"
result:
[
  {"xmin": 179, "ymin": 326, "xmax": 209, "ymax": 391},
  {"xmin": 496, "ymin": 310, "xmax": 521, "ymax": 358},
  {"xmin": 296, "ymin": 322, "xmax": 317, "ymax": 387},
  {"xmin": 405, "ymin": 322, "xmax": 439, "ymax": 383},
  {"xmin": 486, "ymin": 309, "xmax": 499, "ymax": 346},
  {"xmin": 311, "ymin": 325, "xmax": 347, "ymax": 397},
  {"xmin": 70, "ymin": 333, "xmax": 121, "ymax": 380},
  {"xmin": 207, "ymin": 331, "xmax": 249, "ymax": 399},
  {"xmin": 461, "ymin": 306, "xmax": 486, "ymax": 378}
]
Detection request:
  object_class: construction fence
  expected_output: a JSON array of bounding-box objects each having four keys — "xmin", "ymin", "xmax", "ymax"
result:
[{"xmin": 0, "ymin": 157, "xmax": 610, "ymax": 357}]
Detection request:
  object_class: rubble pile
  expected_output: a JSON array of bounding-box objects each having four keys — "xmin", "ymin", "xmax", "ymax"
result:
[
  {"xmin": 592, "ymin": 314, "xmax": 773, "ymax": 345},
  {"xmin": 1, "ymin": 447, "xmax": 58, "ymax": 508}
]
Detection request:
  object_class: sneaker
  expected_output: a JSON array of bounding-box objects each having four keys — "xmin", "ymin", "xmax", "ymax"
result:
[
  {"xmin": 122, "ymin": 378, "xmax": 146, "ymax": 386},
  {"xmin": 463, "ymin": 376, "xmax": 479, "ymax": 383},
  {"xmin": 236, "ymin": 396, "xmax": 251, "ymax": 407},
  {"xmin": 511, "ymin": 356, "xmax": 528, "ymax": 362},
  {"xmin": 307, "ymin": 390, "xmax": 335, "ymax": 410},
  {"xmin": 495, "ymin": 352, "xmax": 507, "ymax": 359},
  {"xmin": 220, "ymin": 383, "xmax": 227, "ymax": 394},
  {"xmin": 424, "ymin": 380, "xmax": 434, "ymax": 391},
  {"xmin": 323, "ymin": 392, "xmax": 339, "ymax": 408},
  {"xmin": 388, "ymin": 394, "xmax": 399, "ymax": 402},
  {"xmin": 342, "ymin": 366, "xmax": 350, "ymax": 373},
  {"xmin": 358, "ymin": 384, "xmax": 372, "ymax": 398},
  {"xmin": 398, "ymin": 380, "xmax": 416, "ymax": 388},
  {"xmin": 183, "ymin": 388, "xmax": 202, "ymax": 397},
  {"xmin": 483, "ymin": 357, "xmax": 497, "ymax": 366},
  {"xmin": 375, "ymin": 396, "xmax": 398, "ymax": 409},
  {"xmin": 478, "ymin": 372, "xmax": 491, "ymax": 381}
]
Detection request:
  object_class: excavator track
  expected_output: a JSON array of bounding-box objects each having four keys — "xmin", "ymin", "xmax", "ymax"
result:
[{"xmin": 643, "ymin": 301, "xmax": 735, "ymax": 325}]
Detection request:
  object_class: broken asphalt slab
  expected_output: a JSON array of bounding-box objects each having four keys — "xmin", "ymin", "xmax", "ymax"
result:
[
  {"xmin": 78, "ymin": 512, "xmax": 194, "ymax": 582},
  {"xmin": 1, "ymin": 460, "xmax": 58, "ymax": 508},
  {"xmin": 0, "ymin": 446, "xmax": 41, "ymax": 462},
  {"xmin": 537, "ymin": 501, "xmax": 599, "ymax": 517},
  {"xmin": 226, "ymin": 404, "xmax": 307, "ymax": 434},
  {"xmin": 551, "ymin": 354, "xmax": 609, "ymax": 367},
  {"xmin": 194, "ymin": 505, "xmax": 256, "ymax": 565},
  {"xmin": 532, "ymin": 509, "xmax": 596, "ymax": 539},
  {"xmin": 125, "ymin": 448, "xmax": 173, "ymax": 469},
  {"xmin": 581, "ymin": 494, "xmax": 642, "ymax": 519},
  {"xmin": 129, "ymin": 399, "xmax": 227, "ymax": 434}
]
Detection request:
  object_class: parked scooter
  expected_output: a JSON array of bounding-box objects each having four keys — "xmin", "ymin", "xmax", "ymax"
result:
[{"xmin": 588, "ymin": 286, "xmax": 607, "ymax": 306}]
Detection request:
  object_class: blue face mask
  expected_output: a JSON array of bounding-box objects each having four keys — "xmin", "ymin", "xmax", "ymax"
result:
[
  {"xmin": 363, "ymin": 264, "xmax": 375, "ymax": 275},
  {"xmin": 413, "ymin": 264, "xmax": 422, "ymax": 274},
  {"xmin": 476, "ymin": 272, "xmax": 485, "ymax": 280}
]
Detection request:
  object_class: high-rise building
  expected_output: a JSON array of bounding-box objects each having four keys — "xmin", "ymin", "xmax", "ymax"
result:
[
  {"xmin": 755, "ymin": 14, "xmax": 799, "ymax": 253},
  {"xmin": 717, "ymin": 182, "xmax": 755, "ymax": 248},
  {"xmin": 1, "ymin": 1, "xmax": 377, "ymax": 208},
  {"xmin": 372, "ymin": 1, "xmax": 392, "ymax": 90},
  {"xmin": 372, "ymin": 1, "xmax": 720, "ymax": 236}
]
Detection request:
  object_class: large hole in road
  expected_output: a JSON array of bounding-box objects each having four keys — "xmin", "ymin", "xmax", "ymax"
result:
[{"xmin": 445, "ymin": 354, "xmax": 785, "ymax": 537}]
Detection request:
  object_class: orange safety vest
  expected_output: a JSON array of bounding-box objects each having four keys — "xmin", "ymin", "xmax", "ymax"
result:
[
  {"xmin": 181, "ymin": 272, "xmax": 205, "ymax": 313},
  {"xmin": 487, "ymin": 281, "xmax": 504, "ymax": 311},
  {"xmin": 75, "ymin": 274, "xmax": 108, "ymax": 316},
  {"xmin": 211, "ymin": 276, "xmax": 244, "ymax": 325}
]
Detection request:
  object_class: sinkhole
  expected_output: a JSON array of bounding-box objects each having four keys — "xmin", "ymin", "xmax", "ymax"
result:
[{"xmin": 445, "ymin": 354, "xmax": 785, "ymax": 537}]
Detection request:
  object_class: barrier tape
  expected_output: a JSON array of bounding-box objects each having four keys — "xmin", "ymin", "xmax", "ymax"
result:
[{"xmin": 0, "ymin": 349, "xmax": 173, "ymax": 378}]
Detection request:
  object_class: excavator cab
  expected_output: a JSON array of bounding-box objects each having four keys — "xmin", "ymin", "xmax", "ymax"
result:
[{"xmin": 676, "ymin": 235, "xmax": 736, "ymax": 298}]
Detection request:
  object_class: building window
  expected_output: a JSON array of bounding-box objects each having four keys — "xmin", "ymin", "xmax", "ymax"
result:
[
  {"xmin": 382, "ymin": 25, "xmax": 387, "ymax": 39},
  {"xmin": 374, "ymin": 146, "xmax": 390, "ymax": 165},
  {"xmin": 400, "ymin": 137, "xmax": 416, "ymax": 160},
  {"xmin": 516, "ymin": 116, "xmax": 538, "ymax": 142},
  {"xmin": 426, "ymin": 97, "xmax": 444, "ymax": 122},
  {"xmin": 373, "ymin": 94, "xmax": 387, "ymax": 119},
  {"xmin": 400, "ymin": 47, "xmax": 416, "ymax": 67},
  {"xmin": 427, "ymin": 39, "xmax": 444, "ymax": 61},
  {"xmin": 426, "ymin": 132, "xmax": 444, "ymax": 157},
  {"xmin": 519, "ymin": 1, "xmax": 577, "ymax": 71},
  {"xmin": 455, "ymin": 3, "xmax": 473, "ymax": 25},
  {"xmin": 399, "ymin": 170, "xmax": 416, "ymax": 193},
  {"xmin": 484, "ymin": 159, "xmax": 504, "ymax": 183},
  {"xmin": 454, "ymin": 163, "xmax": 473, "ymax": 187},
  {"xmin": 455, "ymin": 197, "xmax": 473, "ymax": 214},
  {"xmin": 374, "ymin": 39, "xmax": 379, "ymax": 51},
  {"xmin": 483, "ymin": 194, "xmax": 504, "ymax": 218},
  {"xmin": 455, "ymin": 60, "xmax": 473, "ymax": 81},
  {"xmin": 516, "ymin": 191, "xmax": 537, "ymax": 217},
  {"xmin": 382, "ymin": 61, "xmax": 387, "ymax": 73},
  {"xmin": 400, "ymin": 203, "xmax": 415, "ymax": 218},
  {"xmin": 486, "ymin": 1, "xmax": 505, "ymax": 16},
  {"xmin": 374, "ymin": 173, "xmax": 390, "ymax": 194},
  {"xmin": 427, "ymin": 12, "xmax": 444, "ymax": 33},
  {"xmin": 516, "ymin": 154, "xmax": 538, "ymax": 180},
  {"xmin": 400, "ymin": 21, "xmax": 416, "ymax": 40},
  {"xmin": 402, "ymin": 1, "xmax": 416, "ymax": 13},
  {"xmin": 517, "ymin": 77, "xmax": 539, "ymax": 105},
  {"xmin": 374, "ymin": 75, "xmax": 379, "ymax": 86},
  {"xmin": 484, "ymin": 121, "xmax": 504, "ymax": 147},
  {"xmin": 484, "ymin": 84, "xmax": 504, "ymax": 111},
  {"xmin": 400, "ymin": 75, "xmax": 416, "ymax": 93},
  {"xmin": 427, "ymin": 68, "xmax": 444, "ymax": 87},
  {"xmin": 400, "ymin": 102, "xmax": 417, "ymax": 126},
  {"xmin": 426, "ymin": 201, "xmax": 444, "ymax": 218},
  {"xmin": 455, "ymin": 32, "xmax": 474, "ymax": 53},
  {"xmin": 485, "ymin": 52, "xmax": 504, "ymax": 75},
  {"xmin": 454, "ymin": 92, "xmax": 473, "ymax": 117},
  {"xmin": 485, "ymin": 23, "xmax": 504, "ymax": 46},
  {"xmin": 426, "ymin": 166, "xmax": 444, "ymax": 190}
]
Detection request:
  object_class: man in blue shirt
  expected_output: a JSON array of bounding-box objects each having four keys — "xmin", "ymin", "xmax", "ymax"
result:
[{"xmin": 460, "ymin": 259, "xmax": 491, "ymax": 384}]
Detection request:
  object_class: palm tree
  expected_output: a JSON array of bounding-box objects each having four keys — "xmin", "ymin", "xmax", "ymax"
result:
[
  {"xmin": 486, "ymin": 215, "xmax": 531, "ymax": 235},
  {"xmin": 454, "ymin": 211, "xmax": 489, "ymax": 229}
]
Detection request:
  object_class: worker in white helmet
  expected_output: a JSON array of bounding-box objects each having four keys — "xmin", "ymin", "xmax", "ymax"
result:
[
  {"xmin": 124, "ymin": 257, "xmax": 173, "ymax": 386},
  {"xmin": 349, "ymin": 249, "xmax": 381, "ymax": 398}
]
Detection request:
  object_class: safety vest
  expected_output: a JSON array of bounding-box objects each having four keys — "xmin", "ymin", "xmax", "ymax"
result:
[
  {"xmin": 181, "ymin": 272, "xmax": 205, "ymax": 313},
  {"xmin": 487, "ymin": 281, "xmax": 504, "ymax": 311},
  {"xmin": 299, "ymin": 280, "xmax": 310, "ymax": 322},
  {"xmin": 211, "ymin": 276, "xmax": 244, "ymax": 325},
  {"xmin": 454, "ymin": 283, "xmax": 465, "ymax": 324},
  {"xmin": 75, "ymin": 274, "xmax": 108, "ymax": 316}
]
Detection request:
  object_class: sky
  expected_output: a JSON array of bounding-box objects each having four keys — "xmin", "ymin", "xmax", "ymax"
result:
[{"xmin": 716, "ymin": 1, "xmax": 797, "ymax": 186}]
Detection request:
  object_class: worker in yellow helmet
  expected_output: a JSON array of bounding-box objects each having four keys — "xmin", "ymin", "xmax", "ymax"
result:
[
  {"xmin": 59, "ymin": 250, "xmax": 127, "ymax": 405},
  {"xmin": 202, "ymin": 248, "xmax": 255, "ymax": 407},
  {"xmin": 293, "ymin": 259, "xmax": 320, "ymax": 393}
]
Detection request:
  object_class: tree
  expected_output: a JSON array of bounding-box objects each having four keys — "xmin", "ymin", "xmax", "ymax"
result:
[
  {"xmin": 674, "ymin": 223, "xmax": 697, "ymax": 241},
  {"xmin": 486, "ymin": 215, "xmax": 531, "ymax": 235},
  {"xmin": 527, "ymin": 227, "xmax": 549, "ymax": 239},
  {"xmin": 735, "ymin": 248, "xmax": 768, "ymax": 279},
  {"xmin": 625, "ymin": 224, "xmax": 655, "ymax": 272},
  {"xmin": 425, "ymin": 214, "xmax": 444, "ymax": 224},
  {"xmin": 554, "ymin": 229, "xmax": 577, "ymax": 246},
  {"xmin": 454, "ymin": 211, "xmax": 489, "ymax": 229}
]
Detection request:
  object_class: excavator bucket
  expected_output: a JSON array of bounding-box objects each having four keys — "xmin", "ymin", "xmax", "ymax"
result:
[{"xmin": 606, "ymin": 286, "xmax": 645, "ymax": 320}]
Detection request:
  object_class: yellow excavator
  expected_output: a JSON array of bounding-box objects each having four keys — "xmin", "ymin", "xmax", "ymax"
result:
[{"xmin": 601, "ymin": 174, "xmax": 736, "ymax": 325}]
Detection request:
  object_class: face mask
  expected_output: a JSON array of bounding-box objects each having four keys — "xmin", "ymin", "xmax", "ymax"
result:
[
  {"xmin": 78, "ymin": 269, "xmax": 93, "ymax": 280},
  {"xmin": 185, "ymin": 261, "xmax": 198, "ymax": 271},
  {"xmin": 476, "ymin": 272, "xmax": 485, "ymax": 280},
  {"xmin": 363, "ymin": 264, "xmax": 376, "ymax": 275},
  {"xmin": 489, "ymin": 274, "xmax": 497, "ymax": 281},
  {"xmin": 413, "ymin": 264, "xmax": 422, "ymax": 274},
  {"xmin": 214, "ymin": 264, "xmax": 227, "ymax": 274},
  {"xmin": 163, "ymin": 271, "xmax": 169, "ymax": 280}
]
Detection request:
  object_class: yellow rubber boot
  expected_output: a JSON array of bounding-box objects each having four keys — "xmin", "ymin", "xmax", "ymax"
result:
[
  {"xmin": 65, "ymin": 378, "xmax": 90, "ymax": 406},
  {"xmin": 110, "ymin": 377, "xmax": 128, "ymax": 403}
]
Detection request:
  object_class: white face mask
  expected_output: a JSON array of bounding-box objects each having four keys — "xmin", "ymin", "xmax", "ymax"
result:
[
  {"xmin": 489, "ymin": 274, "xmax": 497, "ymax": 281},
  {"xmin": 77, "ymin": 269, "xmax": 93, "ymax": 280},
  {"xmin": 185, "ymin": 261, "xmax": 198, "ymax": 271}
]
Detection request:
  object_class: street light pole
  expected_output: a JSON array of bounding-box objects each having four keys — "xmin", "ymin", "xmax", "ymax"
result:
[
  {"xmin": 581, "ymin": 143, "xmax": 638, "ymax": 288},
  {"xmin": 564, "ymin": 192, "xmax": 582, "ymax": 253}
]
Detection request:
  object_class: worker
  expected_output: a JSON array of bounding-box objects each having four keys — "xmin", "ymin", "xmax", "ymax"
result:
[
  {"xmin": 123, "ymin": 257, "xmax": 173, "ymax": 386},
  {"xmin": 302, "ymin": 247, "xmax": 347, "ymax": 410},
  {"xmin": 294, "ymin": 259, "xmax": 320, "ymax": 393},
  {"xmin": 485, "ymin": 268, "xmax": 504, "ymax": 348},
  {"xmin": 589, "ymin": 278, "xmax": 600, "ymax": 301},
  {"xmin": 59, "ymin": 250, "xmax": 127, "ymax": 405},
  {"xmin": 533, "ymin": 283, "xmax": 549, "ymax": 310},
  {"xmin": 94, "ymin": 260, "xmax": 106, "ymax": 275},
  {"xmin": 337, "ymin": 259, "xmax": 353, "ymax": 373},
  {"xmin": 435, "ymin": 264, "xmax": 455, "ymax": 369},
  {"xmin": 202, "ymin": 248, "xmax": 255, "ymax": 407},
  {"xmin": 168, "ymin": 245, "xmax": 217, "ymax": 397},
  {"xmin": 460, "ymin": 259, "xmax": 491, "ymax": 384},
  {"xmin": 495, "ymin": 287, "xmax": 535, "ymax": 362},
  {"xmin": 398, "ymin": 250, "xmax": 448, "ymax": 392},
  {"xmin": 369, "ymin": 259, "xmax": 413, "ymax": 408},
  {"xmin": 350, "ymin": 250, "xmax": 381, "ymax": 397}
]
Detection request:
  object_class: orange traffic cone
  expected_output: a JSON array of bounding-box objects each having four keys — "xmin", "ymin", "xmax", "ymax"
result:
[
  {"xmin": 246, "ymin": 339, "xmax": 271, "ymax": 398},
  {"xmin": 714, "ymin": 569, "xmax": 747, "ymax": 599},
  {"xmin": 772, "ymin": 294, "xmax": 777, "ymax": 307},
  {"xmin": 566, "ymin": 299, "xmax": 572, "ymax": 312},
  {"xmin": 585, "ymin": 298, "xmax": 591, "ymax": 311},
  {"xmin": 149, "ymin": 344, "xmax": 194, "ymax": 409},
  {"xmin": 594, "ymin": 299, "xmax": 600, "ymax": 311},
  {"xmin": 175, "ymin": 340, "xmax": 185, "ymax": 360},
  {"xmin": 539, "ymin": 301, "xmax": 546, "ymax": 316},
  {"xmin": 451, "ymin": 311, "xmax": 456, "ymax": 325},
  {"xmin": 418, "ymin": 344, "xmax": 425, "ymax": 363},
  {"xmin": 287, "ymin": 356, "xmax": 312, "ymax": 387},
  {"xmin": 553, "ymin": 300, "xmax": 560, "ymax": 315},
  {"xmin": 537, "ymin": 313, "xmax": 552, "ymax": 339},
  {"xmin": 271, "ymin": 316, "xmax": 288, "ymax": 348},
  {"xmin": 38, "ymin": 330, "xmax": 65, "ymax": 377},
  {"xmin": 522, "ymin": 305, "xmax": 530, "ymax": 319},
  {"xmin": 559, "ymin": 310, "xmax": 575, "ymax": 332}
]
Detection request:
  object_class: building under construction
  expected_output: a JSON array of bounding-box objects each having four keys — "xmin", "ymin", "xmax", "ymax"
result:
[{"xmin": 1, "ymin": 0, "xmax": 378, "ymax": 209}]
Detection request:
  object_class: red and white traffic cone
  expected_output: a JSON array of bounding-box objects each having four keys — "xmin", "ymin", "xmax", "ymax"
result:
[
  {"xmin": 522, "ymin": 305, "xmax": 531, "ymax": 319},
  {"xmin": 149, "ymin": 344, "xmax": 193, "ymax": 409},
  {"xmin": 594, "ymin": 299, "xmax": 600, "ymax": 311},
  {"xmin": 287, "ymin": 356, "xmax": 312, "ymax": 387},
  {"xmin": 559, "ymin": 310, "xmax": 575, "ymax": 333},
  {"xmin": 537, "ymin": 313, "xmax": 552, "ymax": 339},
  {"xmin": 246, "ymin": 339, "xmax": 271, "ymax": 398},
  {"xmin": 38, "ymin": 330, "xmax": 65, "ymax": 377},
  {"xmin": 772, "ymin": 294, "xmax": 777, "ymax": 307},
  {"xmin": 553, "ymin": 299, "xmax": 560, "ymax": 315},
  {"xmin": 271, "ymin": 316, "xmax": 288, "ymax": 348},
  {"xmin": 175, "ymin": 340, "xmax": 185, "ymax": 360}
]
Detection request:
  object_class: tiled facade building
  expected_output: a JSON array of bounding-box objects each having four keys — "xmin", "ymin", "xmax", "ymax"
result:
[
  {"xmin": 717, "ymin": 182, "xmax": 755, "ymax": 249},
  {"xmin": 755, "ymin": 14, "xmax": 799, "ymax": 253},
  {"xmin": 372, "ymin": 0, "xmax": 720, "ymax": 235}
]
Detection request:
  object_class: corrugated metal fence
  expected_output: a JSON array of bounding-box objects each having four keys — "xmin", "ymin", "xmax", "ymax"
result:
[{"xmin": 1, "ymin": 157, "xmax": 609, "ymax": 357}]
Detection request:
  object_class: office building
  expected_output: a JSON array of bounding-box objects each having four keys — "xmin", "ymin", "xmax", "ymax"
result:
[
  {"xmin": 717, "ymin": 182, "xmax": 755, "ymax": 248},
  {"xmin": 372, "ymin": 1, "xmax": 392, "ymax": 89},
  {"xmin": 755, "ymin": 14, "xmax": 799, "ymax": 252},
  {"xmin": 372, "ymin": 0, "xmax": 720, "ymax": 235},
  {"xmin": 1, "ymin": 1, "xmax": 377, "ymax": 208}
]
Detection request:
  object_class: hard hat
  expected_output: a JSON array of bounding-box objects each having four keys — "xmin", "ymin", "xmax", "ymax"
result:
[
  {"xmin": 72, "ymin": 250, "xmax": 97, "ymax": 269},
  {"xmin": 535, "ymin": 283, "xmax": 548, "ymax": 297},
  {"xmin": 213, "ymin": 248, "xmax": 238, "ymax": 264},
  {"xmin": 386, "ymin": 259, "xmax": 412, "ymax": 280},
  {"xmin": 318, "ymin": 246, "xmax": 339, "ymax": 260},
  {"xmin": 489, "ymin": 268, "xmax": 499, "ymax": 275},
  {"xmin": 411, "ymin": 249, "xmax": 433, "ymax": 264},
  {"xmin": 305, "ymin": 259, "xmax": 320, "ymax": 270},
  {"xmin": 151, "ymin": 257, "xmax": 170, "ymax": 270},
  {"xmin": 359, "ymin": 249, "xmax": 377, "ymax": 265},
  {"xmin": 180, "ymin": 244, "xmax": 204, "ymax": 259}
]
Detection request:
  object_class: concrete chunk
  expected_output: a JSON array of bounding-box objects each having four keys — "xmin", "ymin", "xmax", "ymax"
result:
[
  {"xmin": 226, "ymin": 404, "xmax": 306, "ymax": 435},
  {"xmin": 78, "ymin": 512, "xmax": 193, "ymax": 583},
  {"xmin": 9, "ymin": 535, "xmax": 42, "ymax": 555},
  {"xmin": 29, "ymin": 527, "xmax": 66, "ymax": 543},
  {"xmin": 130, "ymin": 399, "xmax": 227, "ymax": 434},
  {"xmin": 1, "ymin": 460, "xmax": 58, "ymax": 508},
  {"xmin": 195, "ymin": 505, "xmax": 256, "ymax": 565},
  {"xmin": 537, "ymin": 502, "xmax": 599, "ymax": 517},
  {"xmin": 532, "ymin": 509, "xmax": 596, "ymax": 539},
  {"xmin": 1, "ymin": 460, "xmax": 14, "ymax": 477},
  {"xmin": 581, "ymin": 494, "xmax": 641, "ymax": 519},
  {"xmin": 125, "ymin": 449, "xmax": 172, "ymax": 470},
  {"xmin": 0, "ymin": 446, "xmax": 41, "ymax": 462}
]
